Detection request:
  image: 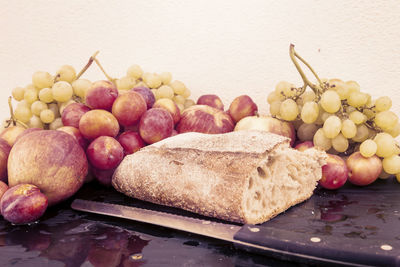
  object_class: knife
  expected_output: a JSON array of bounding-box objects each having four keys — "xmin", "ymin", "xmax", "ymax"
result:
[{"xmin": 71, "ymin": 199, "xmax": 398, "ymax": 266}]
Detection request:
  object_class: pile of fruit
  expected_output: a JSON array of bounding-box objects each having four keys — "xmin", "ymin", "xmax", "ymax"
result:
[
  {"xmin": 0, "ymin": 46, "xmax": 398, "ymax": 225},
  {"xmin": 268, "ymin": 45, "xmax": 400, "ymax": 189}
]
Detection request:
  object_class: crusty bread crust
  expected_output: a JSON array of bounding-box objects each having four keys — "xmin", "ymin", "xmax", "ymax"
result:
[{"xmin": 112, "ymin": 131, "xmax": 325, "ymax": 224}]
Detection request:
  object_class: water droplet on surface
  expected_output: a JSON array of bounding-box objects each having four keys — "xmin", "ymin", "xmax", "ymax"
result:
[
  {"xmin": 381, "ymin": 244, "xmax": 392, "ymax": 251},
  {"xmin": 310, "ymin": 237, "xmax": 321, "ymax": 243},
  {"xmin": 130, "ymin": 253, "xmax": 143, "ymax": 261},
  {"xmin": 248, "ymin": 227, "xmax": 260, "ymax": 233}
]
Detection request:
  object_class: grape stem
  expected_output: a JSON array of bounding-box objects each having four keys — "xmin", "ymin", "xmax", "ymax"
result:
[
  {"xmin": 289, "ymin": 44, "xmax": 324, "ymax": 95},
  {"xmin": 93, "ymin": 57, "xmax": 116, "ymax": 84},
  {"xmin": 75, "ymin": 51, "xmax": 100, "ymax": 80},
  {"xmin": 6, "ymin": 96, "xmax": 28, "ymax": 129},
  {"xmin": 75, "ymin": 51, "xmax": 116, "ymax": 84}
]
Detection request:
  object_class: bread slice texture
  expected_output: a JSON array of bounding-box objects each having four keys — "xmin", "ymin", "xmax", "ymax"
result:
[{"xmin": 112, "ymin": 131, "xmax": 326, "ymax": 224}]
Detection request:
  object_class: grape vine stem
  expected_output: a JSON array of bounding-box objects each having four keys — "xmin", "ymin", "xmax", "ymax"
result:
[{"xmin": 289, "ymin": 44, "xmax": 324, "ymax": 95}]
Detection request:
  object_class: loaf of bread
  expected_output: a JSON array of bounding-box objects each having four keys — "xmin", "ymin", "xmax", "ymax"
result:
[{"xmin": 112, "ymin": 130, "xmax": 326, "ymax": 224}]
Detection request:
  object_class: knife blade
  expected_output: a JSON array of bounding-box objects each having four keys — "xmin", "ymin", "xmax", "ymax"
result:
[{"xmin": 71, "ymin": 199, "xmax": 373, "ymax": 266}]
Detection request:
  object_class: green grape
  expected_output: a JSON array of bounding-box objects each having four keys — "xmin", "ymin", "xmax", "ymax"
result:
[
  {"xmin": 363, "ymin": 108, "xmax": 375, "ymax": 120},
  {"xmin": 30, "ymin": 101, "xmax": 48, "ymax": 116},
  {"xmin": 173, "ymin": 95, "xmax": 186, "ymax": 105},
  {"xmin": 17, "ymin": 100, "xmax": 31, "ymax": 109},
  {"xmin": 313, "ymin": 128, "xmax": 332, "ymax": 151},
  {"xmin": 160, "ymin": 72, "xmax": 172, "ymax": 85},
  {"xmin": 300, "ymin": 101, "xmax": 319, "ymax": 124},
  {"xmin": 28, "ymin": 115, "xmax": 44, "ymax": 129},
  {"xmin": 320, "ymin": 90, "xmax": 341, "ymax": 113},
  {"xmin": 387, "ymin": 123, "xmax": 400, "ymax": 138},
  {"xmin": 24, "ymin": 89, "xmax": 38, "ymax": 104},
  {"xmin": 269, "ymin": 100, "xmax": 281, "ymax": 116},
  {"xmin": 382, "ymin": 155, "xmax": 400, "ymax": 175},
  {"xmin": 348, "ymin": 92, "xmax": 369, "ymax": 107},
  {"xmin": 329, "ymin": 78, "xmax": 349, "ymax": 100},
  {"xmin": 379, "ymin": 170, "xmax": 392, "ymax": 179},
  {"xmin": 341, "ymin": 119, "xmax": 357, "ymax": 138},
  {"xmin": 71, "ymin": 79, "xmax": 91, "ymax": 99},
  {"xmin": 143, "ymin": 73, "xmax": 162, "ymax": 89},
  {"xmin": 267, "ymin": 91, "xmax": 284, "ymax": 104},
  {"xmin": 14, "ymin": 105, "xmax": 32, "ymax": 123},
  {"xmin": 135, "ymin": 81, "xmax": 149, "ymax": 88},
  {"xmin": 300, "ymin": 90, "xmax": 316, "ymax": 103},
  {"xmin": 40, "ymin": 109, "xmax": 55, "ymax": 123},
  {"xmin": 374, "ymin": 111, "xmax": 398, "ymax": 131},
  {"xmin": 345, "ymin": 80, "xmax": 360, "ymax": 95},
  {"xmin": 352, "ymin": 124, "xmax": 369, "ymax": 142},
  {"xmin": 332, "ymin": 133, "xmax": 349, "ymax": 153},
  {"xmin": 375, "ymin": 96, "xmax": 392, "ymax": 112},
  {"xmin": 12, "ymin": 87, "xmax": 25, "ymax": 101},
  {"xmin": 157, "ymin": 85, "xmax": 174, "ymax": 99},
  {"xmin": 349, "ymin": 111, "xmax": 367, "ymax": 125},
  {"xmin": 177, "ymin": 103, "xmax": 184, "ymax": 113},
  {"xmin": 279, "ymin": 99, "xmax": 299, "ymax": 121},
  {"xmin": 396, "ymin": 173, "xmax": 400, "ymax": 183},
  {"xmin": 52, "ymin": 81, "xmax": 73, "ymax": 102},
  {"xmin": 374, "ymin": 132, "xmax": 396, "ymax": 158},
  {"xmin": 127, "ymin": 64, "xmax": 143, "ymax": 79},
  {"xmin": 25, "ymin": 84, "xmax": 36, "ymax": 91},
  {"xmin": 38, "ymin": 88, "xmax": 54, "ymax": 103},
  {"xmin": 59, "ymin": 99, "xmax": 76, "ymax": 115},
  {"xmin": 275, "ymin": 81, "xmax": 296, "ymax": 97},
  {"xmin": 32, "ymin": 71, "xmax": 54, "ymax": 89},
  {"xmin": 170, "ymin": 80, "xmax": 187, "ymax": 95},
  {"xmin": 151, "ymin": 89, "xmax": 159, "ymax": 100},
  {"xmin": 56, "ymin": 65, "xmax": 76, "ymax": 83},
  {"xmin": 184, "ymin": 99, "xmax": 195, "ymax": 109},
  {"xmin": 297, "ymin": 123, "xmax": 318, "ymax": 141},
  {"xmin": 48, "ymin": 103, "xmax": 61, "ymax": 118},
  {"xmin": 323, "ymin": 115, "xmax": 341, "ymax": 138},
  {"xmin": 49, "ymin": 117, "xmax": 63, "ymax": 130},
  {"xmin": 181, "ymin": 88, "xmax": 191, "ymax": 98},
  {"xmin": 116, "ymin": 76, "xmax": 136, "ymax": 90},
  {"xmin": 359, "ymin": 139, "xmax": 377, "ymax": 157}
]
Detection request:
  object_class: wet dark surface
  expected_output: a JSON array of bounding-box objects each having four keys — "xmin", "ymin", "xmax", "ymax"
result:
[
  {"xmin": 0, "ymin": 178, "xmax": 399, "ymax": 266},
  {"xmin": 0, "ymin": 183, "xmax": 299, "ymax": 267}
]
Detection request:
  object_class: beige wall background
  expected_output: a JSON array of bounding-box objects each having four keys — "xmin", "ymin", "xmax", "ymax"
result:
[{"xmin": 1, "ymin": 0, "xmax": 399, "ymax": 120}]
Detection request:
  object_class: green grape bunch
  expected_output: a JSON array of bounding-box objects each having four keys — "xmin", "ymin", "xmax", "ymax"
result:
[
  {"xmin": 7, "ymin": 51, "xmax": 195, "ymax": 130},
  {"xmin": 267, "ymin": 45, "xmax": 400, "ymax": 182}
]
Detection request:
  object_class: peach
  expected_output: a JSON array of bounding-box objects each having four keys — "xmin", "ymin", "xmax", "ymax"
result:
[
  {"xmin": 117, "ymin": 131, "xmax": 146, "ymax": 155},
  {"xmin": 57, "ymin": 126, "xmax": 88, "ymax": 149},
  {"xmin": 0, "ymin": 126, "xmax": 26, "ymax": 146},
  {"xmin": 294, "ymin": 141, "xmax": 314, "ymax": 151},
  {"xmin": 79, "ymin": 109, "xmax": 120, "ymax": 140},
  {"xmin": 132, "ymin": 86, "xmax": 156, "ymax": 109},
  {"xmin": 0, "ymin": 139, "xmax": 11, "ymax": 182},
  {"xmin": 92, "ymin": 167, "xmax": 116, "ymax": 187},
  {"xmin": 234, "ymin": 115, "xmax": 296, "ymax": 146},
  {"xmin": 139, "ymin": 108, "xmax": 174, "ymax": 144},
  {"xmin": 86, "ymin": 136, "xmax": 124, "ymax": 170},
  {"xmin": 111, "ymin": 91, "xmax": 147, "ymax": 126},
  {"xmin": 153, "ymin": 98, "xmax": 181, "ymax": 125},
  {"xmin": 7, "ymin": 130, "xmax": 88, "ymax": 205},
  {"xmin": 319, "ymin": 154, "xmax": 348, "ymax": 190},
  {"xmin": 196, "ymin": 94, "xmax": 224, "ymax": 110},
  {"xmin": 14, "ymin": 127, "xmax": 42, "ymax": 144},
  {"xmin": 0, "ymin": 181, "xmax": 8, "ymax": 200},
  {"xmin": 61, "ymin": 103, "xmax": 90, "ymax": 128},
  {"xmin": 347, "ymin": 152, "xmax": 382, "ymax": 186},
  {"xmin": 177, "ymin": 105, "xmax": 234, "ymax": 134},
  {"xmin": 0, "ymin": 184, "xmax": 48, "ymax": 224},
  {"xmin": 85, "ymin": 80, "xmax": 118, "ymax": 111},
  {"xmin": 228, "ymin": 95, "xmax": 258, "ymax": 123}
]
